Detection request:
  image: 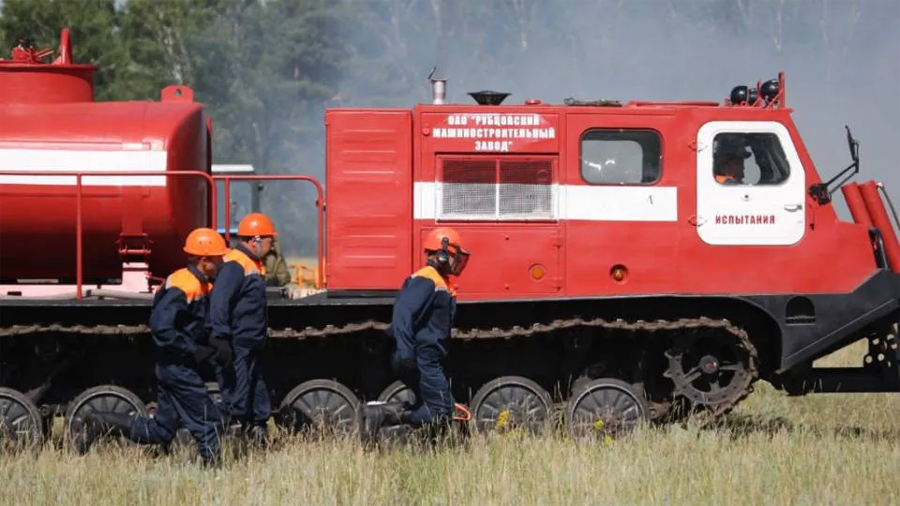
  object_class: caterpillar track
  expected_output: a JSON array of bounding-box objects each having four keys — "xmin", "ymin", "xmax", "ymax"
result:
[{"xmin": 0, "ymin": 314, "xmax": 760, "ymax": 426}]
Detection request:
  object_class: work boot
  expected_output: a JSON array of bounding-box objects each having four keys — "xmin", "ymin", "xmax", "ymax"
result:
[
  {"xmin": 75, "ymin": 412, "xmax": 135, "ymax": 453},
  {"xmin": 357, "ymin": 401, "xmax": 411, "ymax": 447},
  {"xmin": 86, "ymin": 412, "xmax": 135, "ymax": 437}
]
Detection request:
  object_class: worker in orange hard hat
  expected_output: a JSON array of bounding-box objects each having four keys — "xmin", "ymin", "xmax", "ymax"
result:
[
  {"xmin": 74, "ymin": 227, "xmax": 230, "ymax": 466},
  {"xmin": 714, "ymin": 136, "xmax": 751, "ymax": 185},
  {"xmin": 357, "ymin": 226, "xmax": 471, "ymax": 446},
  {"xmin": 208, "ymin": 212, "xmax": 277, "ymax": 447}
]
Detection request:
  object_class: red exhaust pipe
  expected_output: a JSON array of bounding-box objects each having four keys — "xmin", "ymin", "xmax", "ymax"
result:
[
  {"xmin": 841, "ymin": 182, "xmax": 873, "ymax": 227},
  {"xmin": 859, "ymin": 180, "xmax": 900, "ymax": 274}
]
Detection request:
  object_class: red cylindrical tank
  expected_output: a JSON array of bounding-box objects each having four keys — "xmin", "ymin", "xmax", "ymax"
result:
[{"xmin": 0, "ymin": 31, "xmax": 211, "ymax": 285}]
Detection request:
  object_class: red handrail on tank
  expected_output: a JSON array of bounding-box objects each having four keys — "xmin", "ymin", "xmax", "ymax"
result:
[
  {"xmin": 859, "ymin": 180, "xmax": 900, "ymax": 274},
  {"xmin": 214, "ymin": 174, "xmax": 326, "ymax": 289},
  {"xmin": 0, "ymin": 170, "xmax": 217, "ymax": 299}
]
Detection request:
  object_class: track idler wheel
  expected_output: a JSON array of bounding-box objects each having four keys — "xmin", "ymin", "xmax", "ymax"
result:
[
  {"xmin": 566, "ymin": 378, "xmax": 650, "ymax": 442},
  {"xmin": 469, "ymin": 376, "xmax": 553, "ymax": 436},
  {"xmin": 276, "ymin": 379, "xmax": 359, "ymax": 436},
  {"xmin": 65, "ymin": 385, "xmax": 147, "ymax": 454},
  {"xmin": 0, "ymin": 387, "xmax": 44, "ymax": 453}
]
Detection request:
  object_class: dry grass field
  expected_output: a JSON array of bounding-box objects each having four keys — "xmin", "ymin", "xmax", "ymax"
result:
[{"xmin": 2, "ymin": 339, "xmax": 899, "ymax": 505}]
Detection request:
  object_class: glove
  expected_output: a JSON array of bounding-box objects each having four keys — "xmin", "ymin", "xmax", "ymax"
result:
[
  {"xmin": 209, "ymin": 336, "xmax": 233, "ymax": 368},
  {"xmin": 193, "ymin": 345, "xmax": 217, "ymax": 364}
]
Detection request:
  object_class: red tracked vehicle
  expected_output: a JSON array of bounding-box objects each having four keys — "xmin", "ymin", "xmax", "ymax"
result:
[{"xmin": 0, "ymin": 30, "xmax": 899, "ymax": 451}]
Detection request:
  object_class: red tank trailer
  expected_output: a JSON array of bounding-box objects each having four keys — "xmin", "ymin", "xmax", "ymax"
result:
[
  {"xmin": 0, "ymin": 29, "xmax": 212, "ymax": 294},
  {"xmin": 0, "ymin": 30, "xmax": 898, "ymax": 452}
]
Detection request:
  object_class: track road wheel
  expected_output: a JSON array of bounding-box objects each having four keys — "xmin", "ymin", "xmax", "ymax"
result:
[
  {"xmin": 566, "ymin": 378, "xmax": 649, "ymax": 443},
  {"xmin": 470, "ymin": 376, "xmax": 553, "ymax": 436},
  {"xmin": 0, "ymin": 387, "xmax": 44, "ymax": 453},
  {"xmin": 377, "ymin": 380, "xmax": 415, "ymax": 405},
  {"xmin": 65, "ymin": 385, "xmax": 147, "ymax": 454},
  {"xmin": 276, "ymin": 379, "xmax": 359, "ymax": 436}
]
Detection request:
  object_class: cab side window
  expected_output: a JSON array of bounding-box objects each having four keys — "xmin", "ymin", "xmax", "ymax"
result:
[
  {"xmin": 580, "ymin": 129, "xmax": 661, "ymax": 185},
  {"xmin": 713, "ymin": 132, "xmax": 791, "ymax": 186}
]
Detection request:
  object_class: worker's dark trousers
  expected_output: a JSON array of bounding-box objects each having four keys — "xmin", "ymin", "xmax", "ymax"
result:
[
  {"xmin": 392, "ymin": 343, "xmax": 453, "ymax": 426},
  {"xmin": 215, "ymin": 343, "xmax": 271, "ymax": 432},
  {"xmin": 129, "ymin": 361, "xmax": 223, "ymax": 462}
]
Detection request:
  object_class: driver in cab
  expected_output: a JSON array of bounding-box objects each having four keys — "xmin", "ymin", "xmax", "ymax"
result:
[{"xmin": 714, "ymin": 139, "xmax": 751, "ymax": 185}]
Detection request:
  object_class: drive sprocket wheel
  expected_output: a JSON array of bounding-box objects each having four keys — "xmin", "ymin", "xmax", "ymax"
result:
[{"xmin": 663, "ymin": 328, "xmax": 756, "ymax": 416}]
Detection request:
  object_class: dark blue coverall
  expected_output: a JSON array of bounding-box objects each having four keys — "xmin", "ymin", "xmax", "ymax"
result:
[
  {"xmin": 127, "ymin": 264, "xmax": 223, "ymax": 462},
  {"xmin": 208, "ymin": 243, "xmax": 271, "ymax": 437},
  {"xmin": 387, "ymin": 263, "xmax": 457, "ymax": 425}
]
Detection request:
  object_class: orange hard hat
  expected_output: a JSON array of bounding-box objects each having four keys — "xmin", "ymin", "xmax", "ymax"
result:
[
  {"xmin": 237, "ymin": 212, "xmax": 278, "ymax": 237},
  {"xmin": 183, "ymin": 227, "xmax": 228, "ymax": 256},
  {"xmin": 424, "ymin": 227, "xmax": 463, "ymax": 252},
  {"xmin": 423, "ymin": 227, "xmax": 470, "ymax": 276}
]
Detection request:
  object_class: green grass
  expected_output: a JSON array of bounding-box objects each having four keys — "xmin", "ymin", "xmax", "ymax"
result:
[{"xmin": 2, "ymin": 340, "xmax": 899, "ymax": 505}]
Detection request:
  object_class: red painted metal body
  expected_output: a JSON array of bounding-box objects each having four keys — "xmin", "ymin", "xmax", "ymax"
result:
[
  {"xmin": 324, "ymin": 110, "xmax": 414, "ymax": 290},
  {"xmin": 0, "ymin": 29, "xmax": 93, "ymax": 104},
  {"xmin": 324, "ymin": 75, "xmax": 900, "ymax": 301},
  {"xmin": 0, "ymin": 170, "xmax": 217, "ymax": 298},
  {"xmin": 0, "ymin": 33, "xmax": 213, "ymax": 287}
]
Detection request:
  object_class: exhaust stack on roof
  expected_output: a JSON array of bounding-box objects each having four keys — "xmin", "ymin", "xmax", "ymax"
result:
[{"xmin": 428, "ymin": 66, "xmax": 446, "ymax": 105}]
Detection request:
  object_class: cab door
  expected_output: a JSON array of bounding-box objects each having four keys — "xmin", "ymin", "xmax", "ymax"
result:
[{"xmin": 695, "ymin": 120, "xmax": 807, "ymax": 246}]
